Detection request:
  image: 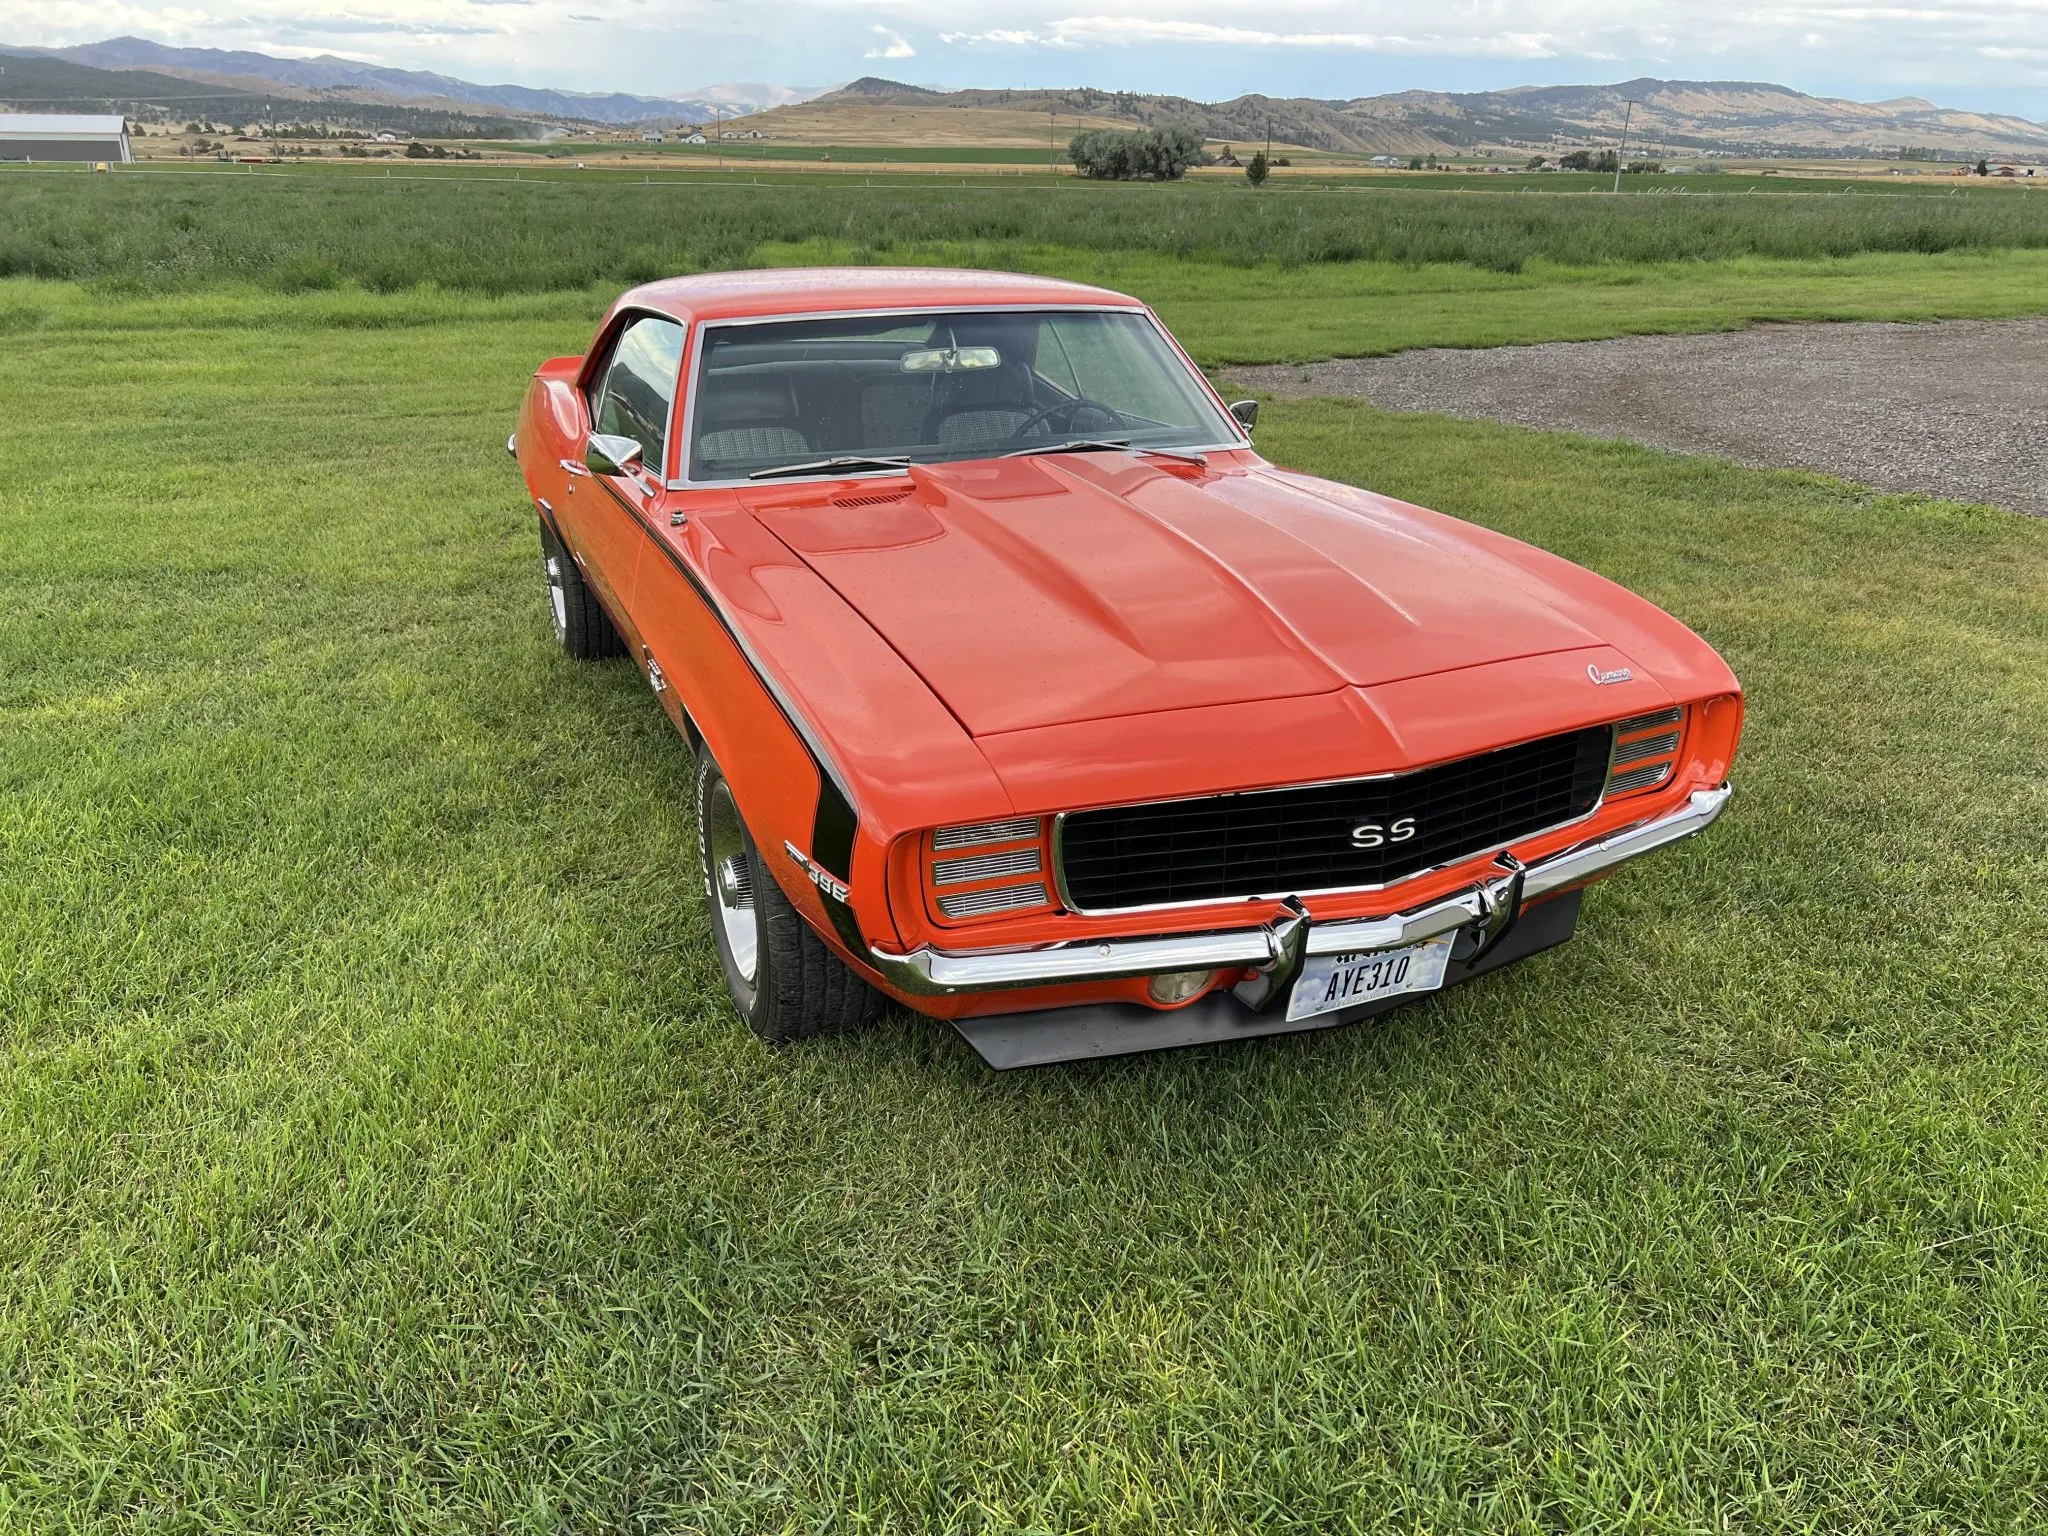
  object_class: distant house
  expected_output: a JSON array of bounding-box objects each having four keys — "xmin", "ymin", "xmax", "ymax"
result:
[
  {"xmin": 684, "ymin": 133, "xmax": 707, "ymax": 145},
  {"xmin": 641, "ymin": 129, "xmax": 663, "ymax": 143},
  {"xmin": 1368, "ymin": 155, "xmax": 1402, "ymax": 168},
  {"xmin": 0, "ymin": 114, "xmax": 132, "ymax": 163}
]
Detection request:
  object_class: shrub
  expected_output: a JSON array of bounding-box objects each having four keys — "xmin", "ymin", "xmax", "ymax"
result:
[
  {"xmin": 1068, "ymin": 126, "xmax": 1209, "ymax": 181},
  {"xmin": 1246, "ymin": 151, "xmax": 1270, "ymax": 187}
]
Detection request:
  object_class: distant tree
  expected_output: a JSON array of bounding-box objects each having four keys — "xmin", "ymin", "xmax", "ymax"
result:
[
  {"xmin": 1067, "ymin": 126, "xmax": 1209, "ymax": 181},
  {"xmin": 1407, "ymin": 156, "xmax": 1424, "ymax": 170},
  {"xmin": 1525, "ymin": 154, "xmax": 1548, "ymax": 169},
  {"xmin": 1245, "ymin": 150, "xmax": 1270, "ymax": 186},
  {"xmin": 1274, "ymin": 155, "xmax": 1290, "ymax": 166},
  {"xmin": 1625, "ymin": 159, "xmax": 1664, "ymax": 174},
  {"xmin": 1559, "ymin": 150, "xmax": 1592, "ymax": 170},
  {"xmin": 1975, "ymin": 158, "xmax": 1990, "ymax": 176}
]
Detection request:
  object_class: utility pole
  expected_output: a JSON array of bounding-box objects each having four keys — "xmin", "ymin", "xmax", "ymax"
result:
[
  {"xmin": 1049, "ymin": 109, "xmax": 1057, "ymax": 176},
  {"xmin": 1612, "ymin": 98, "xmax": 1635, "ymax": 192},
  {"xmin": 1265, "ymin": 116, "xmax": 1272, "ymax": 162}
]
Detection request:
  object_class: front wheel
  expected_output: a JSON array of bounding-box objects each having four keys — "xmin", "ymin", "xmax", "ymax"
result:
[{"xmin": 695, "ymin": 752, "xmax": 882, "ymax": 1043}]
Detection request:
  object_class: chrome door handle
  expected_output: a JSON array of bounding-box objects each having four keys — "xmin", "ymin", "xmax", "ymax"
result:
[{"xmin": 559, "ymin": 458, "xmax": 591, "ymax": 477}]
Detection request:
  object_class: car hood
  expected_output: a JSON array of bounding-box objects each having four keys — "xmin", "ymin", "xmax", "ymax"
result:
[{"xmin": 745, "ymin": 454, "xmax": 1612, "ymax": 738}]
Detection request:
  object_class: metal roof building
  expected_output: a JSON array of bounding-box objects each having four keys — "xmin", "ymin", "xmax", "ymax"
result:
[{"xmin": 0, "ymin": 114, "xmax": 133, "ymax": 163}]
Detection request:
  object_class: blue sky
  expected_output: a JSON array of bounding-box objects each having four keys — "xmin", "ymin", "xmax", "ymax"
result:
[{"xmin": 9, "ymin": 0, "xmax": 2047, "ymax": 117}]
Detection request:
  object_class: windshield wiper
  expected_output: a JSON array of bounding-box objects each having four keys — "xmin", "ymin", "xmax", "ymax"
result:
[
  {"xmin": 747, "ymin": 455, "xmax": 912, "ymax": 481},
  {"xmin": 1003, "ymin": 439, "xmax": 1208, "ymax": 467}
]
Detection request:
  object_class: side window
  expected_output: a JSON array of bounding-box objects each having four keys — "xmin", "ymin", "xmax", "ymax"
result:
[{"xmin": 590, "ymin": 315, "xmax": 685, "ymax": 475}]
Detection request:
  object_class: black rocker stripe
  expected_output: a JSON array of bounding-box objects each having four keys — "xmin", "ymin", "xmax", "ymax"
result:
[{"xmin": 588, "ymin": 482, "xmax": 866, "ymax": 930}]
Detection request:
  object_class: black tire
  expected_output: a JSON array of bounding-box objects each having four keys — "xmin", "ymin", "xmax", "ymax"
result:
[
  {"xmin": 695, "ymin": 751, "xmax": 882, "ymax": 1043},
  {"xmin": 539, "ymin": 518, "xmax": 626, "ymax": 660}
]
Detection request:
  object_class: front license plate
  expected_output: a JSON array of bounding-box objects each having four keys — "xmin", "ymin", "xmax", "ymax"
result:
[{"xmin": 1286, "ymin": 936, "xmax": 1456, "ymax": 1023}]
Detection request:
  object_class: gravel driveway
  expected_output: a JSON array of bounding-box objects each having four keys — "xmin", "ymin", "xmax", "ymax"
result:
[{"xmin": 1228, "ymin": 317, "xmax": 2048, "ymax": 516}]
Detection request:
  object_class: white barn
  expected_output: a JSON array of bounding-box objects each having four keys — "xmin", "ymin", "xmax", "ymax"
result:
[{"xmin": 0, "ymin": 114, "xmax": 133, "ymax": 163}]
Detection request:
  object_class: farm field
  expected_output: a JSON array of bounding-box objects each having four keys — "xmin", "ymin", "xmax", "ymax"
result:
[
  {"xmin": 4, "ymin": 178, "xmax": 2048, "ymax": 1528},
  {"xmin": 8, "ymin": 166, "xmax": 2048, "ymax": 365}
]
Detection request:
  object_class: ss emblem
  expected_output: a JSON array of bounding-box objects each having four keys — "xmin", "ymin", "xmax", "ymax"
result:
[{"xmin": 1351, "ymin": 817, "xmax": 1417, "ymax": 849}]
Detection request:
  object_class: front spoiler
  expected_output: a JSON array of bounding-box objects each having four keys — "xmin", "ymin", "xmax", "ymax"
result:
[{"xmin": 868, "ymin": 785, "xmax": 1730, "ymax": 1000}]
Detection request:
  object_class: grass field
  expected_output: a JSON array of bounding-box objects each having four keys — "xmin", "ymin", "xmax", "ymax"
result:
[
  {"xmin": 6, "ymin": 165, "xmax": 2048, "ymax": 296},
  {"xmin": 4, "ymin": 269, "xmax": 2047, "ymax": 1529}
]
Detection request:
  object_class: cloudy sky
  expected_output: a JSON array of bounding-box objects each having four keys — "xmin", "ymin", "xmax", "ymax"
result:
[{"xmin": 9, "ymin": 0, "xmax": 2048, "ymax": 116}]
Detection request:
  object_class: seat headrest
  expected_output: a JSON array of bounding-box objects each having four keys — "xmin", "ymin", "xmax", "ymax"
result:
[{"xmin": 701, "ymin": 374, "xmax": 797, "ymax": 425}]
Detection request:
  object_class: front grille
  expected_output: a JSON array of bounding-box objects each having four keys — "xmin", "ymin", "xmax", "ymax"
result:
[
  {"xmin": 933, "ymin": 846, "xmax": 1043, "ymax": 886},
  {"xmin": 1606, "ymin": 706, "xmax": 1687, "ymax": 800},
  {"xmin": 939, "ymin": 882, "xmax": 1049, "ymax": 919},
  {"xmin": 934, "ymin": 817, "xmax": 1039, "ymax": 850},
  {"xmin": 1057, "ymin": 726, "xmax": 1613, "ymax": 911},
  {"xmin": 1606, "ymin": 761, "xmax": 1671, "ymax": 795}
]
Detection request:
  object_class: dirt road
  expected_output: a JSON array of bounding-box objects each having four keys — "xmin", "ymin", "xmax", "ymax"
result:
[{"xmin": 1228, "ymin": 317, "xmax": 2048, "ymax": 516}]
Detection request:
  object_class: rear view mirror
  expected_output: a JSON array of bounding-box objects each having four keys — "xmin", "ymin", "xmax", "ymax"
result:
[
  {"xmin": 900, "ymin": 346, "xmax": 1002, "ymax": 373},
  {"xmin": 1228, "ymin": 400, "xmax": 1259, "ymax": 430},
  {"xmin": 585, "ymin": 432, "xmax": 644, "ymax": 475}
]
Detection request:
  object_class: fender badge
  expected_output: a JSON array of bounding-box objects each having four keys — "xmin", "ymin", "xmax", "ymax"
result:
[
  {"xmin": 1587, "ymin": 663, "xmax": 1634, "ymax": 686},
  {"xmin": 784, "ymin": 841, "xmax": 851, "ymax": 903}
]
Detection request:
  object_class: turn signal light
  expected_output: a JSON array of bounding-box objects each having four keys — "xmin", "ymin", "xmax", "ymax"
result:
[{"xmin": 1147, "ymin": 969, "xmax": 1217, "ymax": 1007}]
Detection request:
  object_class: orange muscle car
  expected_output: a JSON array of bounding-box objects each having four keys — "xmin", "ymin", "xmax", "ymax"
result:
[{"xmin": 512, "ymin": 269, "xmax": 1741, "ymax": 1067}]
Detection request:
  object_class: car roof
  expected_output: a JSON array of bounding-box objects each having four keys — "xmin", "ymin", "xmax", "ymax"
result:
[{"xmin": 610, "ymin": 266, "xmax": 1145, "ymax": 326}]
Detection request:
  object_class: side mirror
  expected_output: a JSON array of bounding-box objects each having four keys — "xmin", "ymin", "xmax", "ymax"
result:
[
  {"xmin": 585, "ymin": 432, "xmax": 644, "ymax": 476},
  {"xmin": 1228, "ymin": 399, "xmax": 1259, "ymax": 431}
]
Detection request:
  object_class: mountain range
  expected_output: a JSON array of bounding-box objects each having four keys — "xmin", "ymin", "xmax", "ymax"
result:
[
  {"xmin": 4, "ymin": 36, "xmax": 2046, "ymax": 157},
  {"xmin": 1, "ymin": 37, "xmax": 827, "ymax": 123},
  {"xmin": 802, "ymin": 77, "xmax": 2048, "ymax": 158}
]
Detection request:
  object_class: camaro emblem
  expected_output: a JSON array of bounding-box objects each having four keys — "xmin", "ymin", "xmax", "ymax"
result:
[{"xmin": 1587, "ymin": 663, "xmax": 1633, "ymax": 686}]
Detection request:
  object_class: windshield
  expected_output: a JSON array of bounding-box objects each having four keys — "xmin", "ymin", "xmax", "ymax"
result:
[{"xmin": 686, "ymin": 308, "xmax": 1239, "ymax": 481}]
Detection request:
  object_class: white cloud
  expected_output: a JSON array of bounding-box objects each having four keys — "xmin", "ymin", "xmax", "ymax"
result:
[
  {"xmin": 10, "ymin": 0, "xmax": 2048, "ymax": 107},
  {"xmin": 865, "ymin": 25, "xmax": 915, "ymax": 58},
  {"xmin": 968, "ymin": 16, "xmax": 1559, "ymax": 56}
]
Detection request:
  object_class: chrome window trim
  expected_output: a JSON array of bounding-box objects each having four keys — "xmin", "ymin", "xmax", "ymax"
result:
[
  {"xmin": 1049, "ymin": 723, "xmax": 1621, "ymax": 917},
  {"xmin": 585, "ymin": 306, "xmax": 689, "ymax": 483},
  {"xmin": 665, "ymin": 303, "xmax": 1252, "ymax": 491}
]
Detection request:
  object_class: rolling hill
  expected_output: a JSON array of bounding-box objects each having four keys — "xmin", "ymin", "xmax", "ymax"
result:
[
  {"xmin": 0, "ymin": 50, "xmax": 539, "ymax": 137},
  {"xmin": 751, "ymin": 76, "xmax": 2048, "ymax": 159},
  {"xmin": 5, "ymin": 38, "xmax": 827, "ymax": 125}
]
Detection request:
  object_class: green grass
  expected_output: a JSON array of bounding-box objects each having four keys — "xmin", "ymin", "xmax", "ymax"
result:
[
  {"xmin": 765, "ymin": 241, "xmax": 2048, "ymax": 363},
  {"xmin": 6, "ymin": 164, "xmax": 2048, "ymax": 296},
  {"xmin": 4, "ymin": 280, "xmax": 2048, "ymax": 1530}
]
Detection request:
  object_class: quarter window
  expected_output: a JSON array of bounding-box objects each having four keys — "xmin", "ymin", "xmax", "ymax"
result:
[{"xmin": 590, "ymin": 315, "xmax": 685, "ymax": 475}]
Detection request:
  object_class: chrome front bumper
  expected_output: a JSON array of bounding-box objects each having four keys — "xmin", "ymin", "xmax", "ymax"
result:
[{"xmin": 868, "ymin": 786, "xmax": 1730, "ymax": 1001}]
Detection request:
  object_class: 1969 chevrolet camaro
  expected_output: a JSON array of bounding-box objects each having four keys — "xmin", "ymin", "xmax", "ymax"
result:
[{"xmin": 511, "ymin": 268, "xmax": 1741, "ymax": 1067}]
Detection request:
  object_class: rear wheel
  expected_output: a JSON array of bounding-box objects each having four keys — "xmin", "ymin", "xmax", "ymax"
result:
[
  {"xmin": 539, "ymin": 518, "xmax": 625, "ymax": 660},
  {"xmin": 695, "ymin": 752, "xmax": 882, "ymax": 1043}
]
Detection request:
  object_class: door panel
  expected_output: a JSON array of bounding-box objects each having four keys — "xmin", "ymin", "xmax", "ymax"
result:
[{"xmin": 578, "ymin": 313, "xmax": 685, "ymax": 621}]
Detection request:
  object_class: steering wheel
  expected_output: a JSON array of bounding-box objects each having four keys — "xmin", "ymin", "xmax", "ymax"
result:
[{"xmin": 1010, "ymin": 397, "xmax": 1128, "ymax": 439}]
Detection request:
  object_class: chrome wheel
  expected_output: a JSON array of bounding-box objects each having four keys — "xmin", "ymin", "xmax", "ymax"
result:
[
  {"xmin": 706, "ymin": 777, "xmax": 759, "ymax": 986},
  {"xmin": 543, "ymin": 552, "xmax": 568, "ymax": 643}
]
